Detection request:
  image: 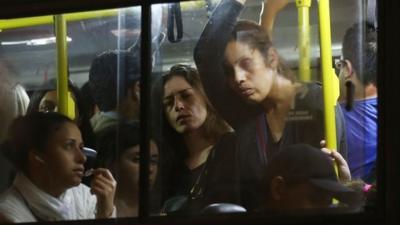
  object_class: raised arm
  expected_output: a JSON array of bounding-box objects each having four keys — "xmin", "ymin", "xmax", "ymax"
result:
[
  {"xmin": 194, "ymin": 0, "xmax": 260, "ymax": 126},
  {"xmin": 260, "ymin": 0, "xmax": 289, "ymax": 40}
]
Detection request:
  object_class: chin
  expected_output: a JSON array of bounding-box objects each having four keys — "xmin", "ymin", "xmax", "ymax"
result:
[
  {"xmin": 69, "ymin": 177, "xmax": 83, "ymax": 187},
  {"xmin": 243, "ymin": 97, "xmax": 260, "ymax": 105}
]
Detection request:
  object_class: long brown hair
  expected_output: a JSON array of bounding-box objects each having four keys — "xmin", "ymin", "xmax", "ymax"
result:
[{"xmin": 162, "ymin": 64, "xmax": 231, "ymax": 142}]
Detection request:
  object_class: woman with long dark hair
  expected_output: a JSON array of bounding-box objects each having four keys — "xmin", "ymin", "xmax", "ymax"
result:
[
  {"xmin": 156, "ymin": 64, "xmax": 240, "ymax": 214},
  {"xmin": 194, "ymin": 0, "xmax": 348, "ymax": 210}
]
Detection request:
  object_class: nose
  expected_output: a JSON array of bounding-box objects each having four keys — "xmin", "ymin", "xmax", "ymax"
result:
[
  {"xmin": 233, "ymin": 67, "xmax": 246, "ymax": 85},
  {"xmin": 174, "ymin": 96, "xmax": 185, "ymax": 112},
  {"xmin": 76, "ymin": 148, "xmax": 87, "ymax": 164}
]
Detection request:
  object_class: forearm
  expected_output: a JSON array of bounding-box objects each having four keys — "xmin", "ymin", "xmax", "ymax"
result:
[
  {"xmin": 260, "ymin": 0, "xmax": 289, "ymax": 39},
  {"xmin": 194, "ymin": 0, "xmax": 244, "ymax": 66},
  {"xmin": 194, "ymin": 0, "xmax": 244, "ymax": 124}
]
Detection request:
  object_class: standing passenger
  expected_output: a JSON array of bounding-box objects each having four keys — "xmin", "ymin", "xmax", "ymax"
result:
[
  {"xmin": 337, "ymin": 22, "xmax": 377, "ymax": 183},
  {"xmin": 0, "ymin": 112, "xmax": 116, "ymax": 223},
  {"xmin": 157, "ymin": 64, "xmax": 240, "ymax": 214},
  {"xmin": 88, "ymin": 49, "xmax": 141, "ymax": 134},
  {"xmin": 194, "ymin": 0, "xmax": 347, "ymax": 210}
]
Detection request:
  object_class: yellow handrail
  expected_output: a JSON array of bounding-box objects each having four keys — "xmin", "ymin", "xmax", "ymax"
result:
[
  {"xmin": 296, "ymin": 0, "xmax": 312, "ymax": 81},
  {"xmin": 0, "ymin": 9, "xmax": 118, "ymax": 30},
  {"xmin": 54, "ymin": 14, "xmax": 75, "ymax": 120},
  {"xmin": 318, "ymin": 0, "xmax": 339, "ymax": 151}
]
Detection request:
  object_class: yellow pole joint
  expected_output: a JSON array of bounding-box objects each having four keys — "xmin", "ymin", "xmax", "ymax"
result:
[
  {"xmin": 296, "ymin": 0, "xmax": 312, "ymax": 7},
  {"xmin": 318, "ymin": 0, "xmax": 338, "ymax": 151},
  {"xmin": 296, "ymin": 0, "xmax": 312, "ymax": 81},
  {"xmin": 54, "ymin": 14, "xmax": 75, "ymax": 120}
]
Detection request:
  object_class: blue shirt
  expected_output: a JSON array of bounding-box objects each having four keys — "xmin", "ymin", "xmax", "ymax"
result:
[{"xmin": 341, "ymin": 97, "xmax": 377, "ymax": 182}]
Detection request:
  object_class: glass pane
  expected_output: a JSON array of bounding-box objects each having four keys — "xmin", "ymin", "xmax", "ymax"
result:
[
  {"xmin": 151, "ymin": 0, "xmax": 377, "ymax": 217},
  {"xmin": 0, "ymin": 5, "xmax": 151, "ymax": 222}
]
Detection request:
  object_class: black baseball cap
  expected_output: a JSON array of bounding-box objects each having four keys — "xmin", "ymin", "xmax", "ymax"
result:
[{"xmin": 264, "ymin": 144, "xmax": 357, "ymax": 205}]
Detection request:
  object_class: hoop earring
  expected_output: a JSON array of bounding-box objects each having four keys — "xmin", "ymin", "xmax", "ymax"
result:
[{"xmin": 345, "ymin": 80, "xmax": 355, "ymax": 111}]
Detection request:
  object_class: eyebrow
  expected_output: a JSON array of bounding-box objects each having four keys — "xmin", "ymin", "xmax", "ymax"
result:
[
  {"xmin": 163, "ymin": 88, "xmax": 193, "ymax": 101},
  {"xmin": 66, "ymin": 138, "xmax": 84, "ymax": 147},
  {"xmin": 234, "ymin": 49, "xmax": 256, "ymax": 64}
]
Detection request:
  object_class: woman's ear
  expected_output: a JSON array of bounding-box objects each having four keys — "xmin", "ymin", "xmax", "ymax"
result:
[
  {"xmin": 266, "ymin": 47, "xmax": 279, "ymax": 69},
  {"xmin": 28, "ymin": 150, "xmax": 45, "ymax": 165}
]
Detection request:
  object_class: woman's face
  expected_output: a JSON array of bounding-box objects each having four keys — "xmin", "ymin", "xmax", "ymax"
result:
[
  {"xmin": 163, "ymin": 76, "xmax": 208, "ymax": 133},
  {"xmin": 39, "ymin": 90, "xmax": 80, "ymax": 122},
  {"xmin": 41, "ymin": 122, "xmax": 86, "ymax": 189},
  {"xmin": 116, "ymin": 140, "xmax": 159, "ymax": 190},
  {"xmin": 225, "ymin": 41, "xmax": 276, "ymax": 104}
]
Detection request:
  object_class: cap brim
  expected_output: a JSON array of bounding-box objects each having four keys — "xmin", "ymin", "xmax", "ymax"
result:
[{"xmin": 310, "ymin": 178, "xmax": 360, "ymax": 205}]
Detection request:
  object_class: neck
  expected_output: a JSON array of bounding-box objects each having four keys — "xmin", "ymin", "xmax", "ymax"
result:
[
  {"xmin": 340, "ymin": 80, "xmax": 377, "ymax": 102},
  {"xmin": 261, "ymin": 76, "xmax": 297, "ymax": 113},
  {"xmin": 183, "ymin": 129, "xmax": 214, "ymax": 169},
  {"xmin": 355, "ymin": 83, "xmax": 377, "ymax": 100},
  {"xmin": 115, "ymin": 186, "xmax": 139, "ymax": 217},
  {"xmin": 115, "ymin": 193, "xmax": 138, "ymax": 217},
  {"xmin": 118, "ymin": 98, "xmax": 140, "ymax": 120},
  {"xmin": 28, "ymin": 169, "xmax": 65, "ymax": 198}
]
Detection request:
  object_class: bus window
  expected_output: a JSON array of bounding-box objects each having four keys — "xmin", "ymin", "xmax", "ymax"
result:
[
  {"xmin": 0, "ymin": 5, "xmax": 161, "ymax": 222},
  {"xmin": 152, "ymin": 0, "xmax": 377, "ymax": 217},
  {"xmin": 0, "ymin": 0, "xmax": 380, "ymax": 223}
]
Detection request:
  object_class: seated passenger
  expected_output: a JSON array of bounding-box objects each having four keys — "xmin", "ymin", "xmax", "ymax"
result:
[
  {"xmin": 157, "ymin": 64, "xmax": 240, "ymax": 214},
  {"xmin": 88, "ymin": 49, "xmax": 140, "ymax": 134},
  {"xmin": 263, "ymin": 144, "xmax": 359, "ymax": 210},
  {"xmin": 0, "ymin": 112, "xmax": 116, "ymax": 223},
  {"xmin": 27, "ymin": 78, "xmax": 96, "ymax": 148},
  {"xmin": 95, "ymin": 122, "xmax": 159, "ymax": 217},
  {"xmin": 194, "ymin": 0, "xmax": 347, "ymax": 210}
]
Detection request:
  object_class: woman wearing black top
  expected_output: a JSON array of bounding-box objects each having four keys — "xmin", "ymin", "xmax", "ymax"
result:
[
  {"xmin": 157, "ymin": 64, "xmax": 240, "ymax": 214},
  {"xmin": 194, "ymin": 0, "xmax": 348, "ymax": 210}
]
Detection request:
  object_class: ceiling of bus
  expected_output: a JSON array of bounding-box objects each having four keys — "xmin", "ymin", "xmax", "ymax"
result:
[{"xmin": 0, "ymin": 0, "xmax": 362, "ymax": 90}]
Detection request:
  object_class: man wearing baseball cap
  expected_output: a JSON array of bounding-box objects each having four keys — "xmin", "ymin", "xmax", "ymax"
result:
[{"xmin": 263, "ymin": 143, "xmax": 361, "ymax": 210}]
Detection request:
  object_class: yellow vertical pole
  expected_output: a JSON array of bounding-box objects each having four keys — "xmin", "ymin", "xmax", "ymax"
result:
[
  {"xmin": 296, "ymin": 0, "xmax": 312, "ymax": 81},
  {"xmin": 54, "ymin": 14, "xmax": 74, "ymax": 119},
  {"xmin": 318, "ymin": 0, "xmax": 339, "ymax": 151}
]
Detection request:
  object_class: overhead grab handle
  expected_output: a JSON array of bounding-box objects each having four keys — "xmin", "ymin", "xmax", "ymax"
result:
[{"xmin": 167, "ymin": 3, "xmax": 183, "ymax": 43}]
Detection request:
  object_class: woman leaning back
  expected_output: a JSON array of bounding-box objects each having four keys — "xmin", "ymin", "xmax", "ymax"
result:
[{"xmin": 194, "ymin": 0, "xmax": 348, "ymax": 210}]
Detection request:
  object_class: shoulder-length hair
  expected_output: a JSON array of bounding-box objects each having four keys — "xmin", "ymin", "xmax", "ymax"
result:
[{"xmin": 159, "ymin": 64, "xmax": 231, "ymax": 160}]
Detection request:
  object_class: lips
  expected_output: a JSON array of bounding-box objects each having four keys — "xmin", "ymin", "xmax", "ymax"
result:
[
  {"xmin": 176, "ymin": 114, "xmax": 191, "ymax": 123},
  {"xmin": 238, "ymin": 87, "xmax": 254, "ymax": 97},
  {"xmin": 73, "ymin": 167, "xmax": 85, "ymax": 177}
]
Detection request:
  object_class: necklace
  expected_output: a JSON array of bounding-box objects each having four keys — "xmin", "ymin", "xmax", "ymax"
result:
[{"xmin": 189, "ymin": 145, "xmax": 215, "ymax": 199}]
